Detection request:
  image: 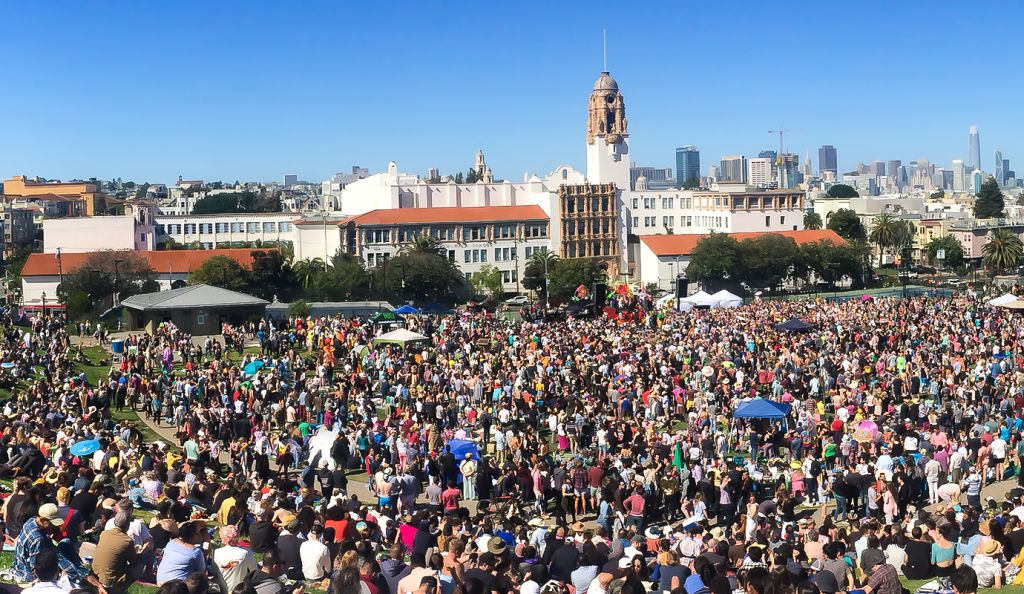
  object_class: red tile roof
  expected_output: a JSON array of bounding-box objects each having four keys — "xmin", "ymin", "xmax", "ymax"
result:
[
  {"xmin": 343, "ymin": 205, "xmax": 548, "ymax": 226},
  {"xmin": 21, "ymin": 249, "xmax": 275, "ymax": 277},
  {"xmin": 638, "ymin": 229, "xmax": 845, "ymax": 257}
]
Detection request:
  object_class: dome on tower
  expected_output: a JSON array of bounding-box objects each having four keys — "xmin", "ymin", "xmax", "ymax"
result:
[{"xmin": 593, "ymin": 72, "xmax": 618, "ymax": 92}]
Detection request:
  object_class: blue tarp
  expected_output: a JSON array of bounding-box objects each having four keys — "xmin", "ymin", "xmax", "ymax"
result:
[
  {"xmin": 393, "ymin": 305, "xmax": 420, "ymax": 314},
  {"xmin": 733, "ymin": 399, "xmax": 791, "ymax": 419},
  {"xmin": 446, "ymin": 439, "xmax": 480, "ymax": 485}
]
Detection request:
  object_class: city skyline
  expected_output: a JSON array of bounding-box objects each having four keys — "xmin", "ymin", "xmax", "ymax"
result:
[{"xmin": 1, "ymin": 1, "xmax": 1020, "ymax": 185}]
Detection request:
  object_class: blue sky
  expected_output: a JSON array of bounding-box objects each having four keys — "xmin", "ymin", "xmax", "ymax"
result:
[{"xmin": 1, "ymin": 1, "xmax": 1019, "ymax": 185}]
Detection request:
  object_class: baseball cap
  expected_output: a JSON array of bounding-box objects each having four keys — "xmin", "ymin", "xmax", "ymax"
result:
[
  {"xmin": 814, "ymin": 570, "xmax": 839, "ymax": 594},
  {"xmin": 39, "ymin": 503, "xmax": 64, "ymax": 526}
]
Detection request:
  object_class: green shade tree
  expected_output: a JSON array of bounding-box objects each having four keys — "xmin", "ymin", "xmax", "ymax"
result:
[
  {"xmin": 869, "ymin": 213, "xmax": 900, "ymax": 255},
  {"xmin": 372, "ymin": 251, "xmax": 466, "ymax": 302},
  {"xmin": 827, "ymin": 208, "xmax": 867, "ymax": 241},
  {"xmin": 471, "ymin": 264, "xmax": 505, "ymax": 300},
  {"xmin": 924, "ymin": 236, "xmax": 964, "ymax": 268},
  {"xmin": 186, "ymin": 255, "xmax": 250, "ymax": 290},
  {"xmin": 803, "ymin": 212, "xmax": 823, "ymax": 230},
  {"xmin": 826, "ymin": 184, "xmax": 859, "ymax": 198},
  {"xmin": 982, "ymin": 228, "xmax": 1023, "ymax": 271},
  {"xmin": 680, "ymin": 177, "xmax": 701, "ymax": 190},
  {"xmin": 546, "ymin": 258, "xmax": 603, "ymax": 299},
  {"xmin": 974, "ymin": 178, "xmax": 1006, "ymax": 219},
  {"xmin": 61, "ymin": 250, "xmax": 159, "ymax": 318},
  {"xmin": 292, "ymin": 258, "xmax": 326, "ymax": 289}
]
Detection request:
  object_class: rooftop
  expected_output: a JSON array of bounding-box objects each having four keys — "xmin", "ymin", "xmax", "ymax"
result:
[
  {"xmin": 121, "ymin": 284, "xmax": 268, "ymax": 311},
  {"xmin": 342, "ymin": 205, "xmax": 548, "ymax": 226},
  {"xmin": 21, "ymin": 248, "xmax": 274, "ymax": 277},
  {"xmin": 639, "ymin": 229, "xmax": 845, "ymax": 257}
]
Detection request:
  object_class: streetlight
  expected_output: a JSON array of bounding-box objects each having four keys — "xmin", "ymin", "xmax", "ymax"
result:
[
  {"xmin": 319, "ymin": 210, "xmax": 330, "ymax": 262},
  {"xmin": 114, "ymin": 259, "xmax": 124, "ymax": 305},
  {"xmin": 41, "ymin": 292, "xmax": 46, "ymax": 318}
]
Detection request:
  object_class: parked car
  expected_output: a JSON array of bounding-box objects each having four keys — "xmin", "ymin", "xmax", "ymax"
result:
[{"xmin": 504, "ymin": 295, "xmax": 529, "ymax": 306}]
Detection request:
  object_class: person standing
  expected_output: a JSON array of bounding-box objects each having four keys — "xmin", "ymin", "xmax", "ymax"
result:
[{"xmin": 459, "ymin": 454, "xmax": 477, "ymax": 501}]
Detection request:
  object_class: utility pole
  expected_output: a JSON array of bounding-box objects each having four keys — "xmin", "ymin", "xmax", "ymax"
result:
[{"xmin": 56, "ymin": 248, "xmax": 63, "ymax": 316}]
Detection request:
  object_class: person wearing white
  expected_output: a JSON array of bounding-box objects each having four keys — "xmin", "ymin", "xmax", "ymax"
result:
[
  {"xmin": 212, "ymin": 525, "xmax": 258, "ymax": 594},
  {"xmin": 299, "ymin": 525, "xmax": 332, "ymax": 581}
]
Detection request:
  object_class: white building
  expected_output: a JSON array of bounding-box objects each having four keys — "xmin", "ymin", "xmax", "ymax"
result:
[
  {"xmin": 748, "ymin": 158, "xmax": 773, "ymax": 188},
  {"xmin": 340, "ymin": 205, "xmax": 551, "ymax": 292},
  {"xmin": 44, "ymin": 202, "xmax": 156, "ymax": 254},
  {"xmin": 154, "ymin": 212, "xmax": 298, "ymax": 250},
  {"xmin": 628, "ymin": 183, "xmax": 805, "ymax": 235}
]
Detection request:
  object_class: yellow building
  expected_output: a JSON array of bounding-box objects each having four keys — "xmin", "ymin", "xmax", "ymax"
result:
[{"xmin": 2, "ymin": 176, "xmax": 107, "ymax": 215}]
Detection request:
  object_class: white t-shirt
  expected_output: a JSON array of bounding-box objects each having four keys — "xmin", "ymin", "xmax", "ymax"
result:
[
  {"xmin": 992, "ymin": 438, "xmax": 1007, "ymax": 458},
  {"xmin": 213, "ymin": 545, "xmax": 258, "ymax": 593},
  {"xmin": 103, "ymin": 518, "xmax": 150, "ymax": 548},
  {"xmin": 300, "ymin": 538, "xmax": 332, "ymax": 581}
]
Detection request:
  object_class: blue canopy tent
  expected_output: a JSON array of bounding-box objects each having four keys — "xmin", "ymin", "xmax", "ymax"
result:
[
  {"xmin": 733, "ymin": 399, "xmax": 791, "ymax": 419},
  {"xmin": 772, "ymin": 317, "xmax": 816, "ymax": 332},
  {"xmin": 421, "ymin": 301, "xmax": 451, "ymax": 315},
  {"xmin": 393, "ymin": 305, "xmax": 420, "ymax": 314}
]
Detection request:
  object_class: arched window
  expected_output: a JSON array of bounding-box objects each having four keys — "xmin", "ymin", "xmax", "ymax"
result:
[{"xmin": 561, "ymin": 169, "xmax": 568, "ymax": 180}]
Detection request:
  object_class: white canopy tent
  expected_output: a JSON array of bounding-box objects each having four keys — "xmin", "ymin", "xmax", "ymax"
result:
[
  {"xmin": 989, "ymin": 294, "xmax": 1020, "ymax": 307},
  {"xmin": 711, "ymin": 290, "xmax": 743, "ymax": 308},
  {"xmin": 656, "ymin": 293, "xmax": 693, "ymax": 311}
]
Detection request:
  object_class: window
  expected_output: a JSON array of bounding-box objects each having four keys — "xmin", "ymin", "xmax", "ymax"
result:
[
  {"xmin": 198, "ymin": 223, "xmax": 211, "ymax": 233},
  {"xmin": 465, "ymin": 272, "xmax": 472, "ymax": 281},
  {"xmin": 500, "ymin": 225, "xmax": 511, "ymax": 239},
  {"xmin": 140, "ymin": 233, "xmax": 147, "ymax": 242},
  {"xmin": 500, "ymin": 247, "xmax": 507, "ymax": 261},
  {"xmin": 686, "ymin": 216, "xmax": 692, "ymax": 227},
  {"xmin": 263, "ymin": 222, "xmax": 275, "ymax": 233},
  {"xmin": 448, "ymin": 250, "xmax": 456, "ymax": 262},
  {"xmin": 472, "ymin": 250, "xmax": 479, "ymax": 263},
  {"xmin": 279, "ymin": 222, "xmax": 291, "ymax": 232},
  {"xmin": 643, "ymin": 197, "xmax": 651, "ymax": 209},
  {"xmin": 494, "ymin": 248, "xmax": 501, "ymax": 261},
  {"xmin": 780, "ymin": 216, "xmax": 786, "ymax": 225},
  {"xmin": 197, "ymin": 314, "xmax": 205, "ymax": 325},
  {"xmin": 524, "ymin": 247, "xmax": 532, "ymax": 258},
  {"xmin": 569, "ymin": 244, "xmax": 576, "ymax": 257},
  {"xmin": 156, "ymin": 225, "xmax": 165, "ymax": 235},
  {"xmin": 247, "ymin": 222, "xmax": 260, "ymax": 233},
  {"xmin": 201, "ymin": 242, "xmax": 213, "ymax": 250},
  {"xmin": 632, "ymin": 217, "xmax": 638, "ymax": 228},
  {"xmin": 632, "ymin": 198, "xmax": 638, "ymax": 209},
  {"xmin": 183, "ymin": 223, "xmax": 195, "ymax": 234},
  {"xmin": 480, "ymin": 249, "xmax": 487, "ymax": 263},
  {"xmin": 231, "ymin": 222, "xmax": 243, "ymax": 233},
  {"xmin": 562, "ymin": 169, "xmax": 567, "ymax": 179},
  {"xmin": 511, "ymin": 247, "xmax": 516, "ymax": 260},
  {"xmin": 215, "ymin": 223, "xmax": 229, "ymax": 233},
  {"xmin": 765, "ymin": 216, "xmax": 771, "ymax": 227},
  {"xmin": 464, "ymin": 250, "xmax": 471, "ymax": 263},
  {"xmin": 662, "ymin": 197, "xmax": 669, "ymax": 209},
  {"xmin": 566, "ymin": 198, "xmax": 575, "ymax": 213}
]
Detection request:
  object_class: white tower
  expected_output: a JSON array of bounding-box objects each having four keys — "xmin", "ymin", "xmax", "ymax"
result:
[{"xmin": 585, "ymin": 72, "xmax": 630, "ymax": 191}]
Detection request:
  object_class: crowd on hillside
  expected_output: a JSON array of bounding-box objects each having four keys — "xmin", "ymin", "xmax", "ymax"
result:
[{"xmin": 0, "ymin": 291, "xmax": 1022, "ymax": 594}]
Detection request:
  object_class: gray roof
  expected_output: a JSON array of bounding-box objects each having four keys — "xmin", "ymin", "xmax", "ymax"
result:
[{"xmin": 121, "ymin": 284, "xmax": 268, "ymax": 311}]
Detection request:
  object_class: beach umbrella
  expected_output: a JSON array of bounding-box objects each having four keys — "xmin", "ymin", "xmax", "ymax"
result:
[
  {"xmin": 861, "ymin": 295, "xmax": 874, "ymax": 302},
  {"xmin": 70, "ymin": 440, "xmax": 101, "ymax": 457},
  {"xmin": 852, "ymin": 428, "xmax": 875, "ymax": 442},
  {"xmin": 244, "ymin": 360, "xmax": 265, "ymax": 376},
  {"xmin": 858, "ymin": 420, "xmax": 879, "ymax": 434}
]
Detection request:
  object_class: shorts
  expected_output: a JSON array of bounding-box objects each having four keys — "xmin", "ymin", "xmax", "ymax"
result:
[{"xmin": 379, "ymin": 496, "xmax": 392, "ymax": 507}]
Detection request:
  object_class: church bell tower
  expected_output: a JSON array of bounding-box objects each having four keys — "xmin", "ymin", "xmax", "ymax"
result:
[{"xmin": 585, "ymin": 71, "xmax": 629, "ymax": 190}]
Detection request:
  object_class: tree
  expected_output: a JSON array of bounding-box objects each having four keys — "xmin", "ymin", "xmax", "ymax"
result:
[
  {"xmin": 191, "ymin": 190, "xmax": 283, "ymax": 215},
  {"xmin": 186, "ymin": 255, "xmax": 250, "ymax": 290},
  {"xmin": 399, "ymin": 235, "xmax": 446, "ymax": 258},
  {"xmin": 680, "ymin": 177, "xmax": 701, "ymax": 190},
  {"xmin": 974, "ymin": 178, "xmax": 1006, "ymax": 219},
  {"xmin": 161, "ymin": 237, "xmax": 186, "ymax": 250},
  {"xmin": 826, "ymin": 184, "xmax": 859, "ymax": 198},
  {"xmin": 321, "ymin": 253, "xmax": 372, "ymax": 300},
  {"xmin": 546, "ymin": 258, "xmax": 603, "ymax": 299},
  {"xmin": 924, "ymin": 236, "xmax": 964, "ymax": 268},
  {"xmin": 685, "ymin": 233, "xmax": 742, "ymax": 291},
  {"xmin": 249, "ymin": 250, "xmax": 298, "ymax": 301},
  {"xmin": 827, "ymin": 209, "xmax": 867, "ymax": 241},
  {"xmin": 869, "ymin": 213, "xmax": 900, "ymax": 257},
  {"xmin": 739, "ymin": 234, "xmax": 800, "ymax": 290},
  {"xmin": 982, "ymin": 228, "xmax": 1023, "ymax": 272},
  {"xmin": 61, "ymin": 250, "xmax": 159, "ymax": 318},
  {"xmin": 454, "ymin": 172, "xmax": 464, "ymax": 184},
  {"xmin": 471, "ymin": 265, "xmax": 505, "ymax": 300},
  {"xmin": 287, "ymin": 299, "xmax": 312, "ymax": 317},
  {"xmin": 466, "ymin": 169, "xmax": 480, "ymax": 184},
  {"xmin": 930, "ymin": 189, "xmax": 945, "ymax": 200},
  {"xmin": 191, "ymin": 194, "xmax": 240, "ymax": 214},
  {"xmin": 803, "ymin": 212, "xmax": 823, "ymax": 230},
  {"xmin": 373, "ymin": 251, "xmax": 466, "ymax": 302},
  {"xmin": 292, "ymin": 258, "xmax": 326, "ymax": 289},
  {"xmin": 134, "ymin": 182, "xmax": 151, "ymax": 200},
  {"xmin": 522, "ymin": 248, "xmax": 558, "ymax": 297}
]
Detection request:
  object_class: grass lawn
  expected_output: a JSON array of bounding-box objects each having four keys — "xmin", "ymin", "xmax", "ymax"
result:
[{"xmin": 901, "ymin": 577, "xmax": 1024, "ymax": 594}]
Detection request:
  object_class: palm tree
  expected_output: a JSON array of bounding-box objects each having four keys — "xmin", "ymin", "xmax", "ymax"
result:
[
  {"xmin": 293, "ymin": 257, "xmax": 326, "ymax": 288},
  {"xmin": 399, "ymin": 235, "xmax": 446, "ymax": 257},
  {"xmin": 869, "ymin": 213, "xmax": 899, "ymax": 256},
  {"xmin": 526, "ymin": 247, "xmax": 558, "ymax": 270},
  {"xmin": 803, "ymin": 212, "xmax": 823, "ymax": 230},
  {"xmin": 983, "ymin": 228, "xmax": 1024, "ymax": 272}
]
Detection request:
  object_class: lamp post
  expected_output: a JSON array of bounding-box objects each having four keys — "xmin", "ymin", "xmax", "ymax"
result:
[
  {"xmin": 114, "ymin": 258, "xmax": 124, "ymax": 305},
  {"xmin": 41, "ymin": 292, "xmax": 46, "ymax": 318},
  {"xmin": 320, "ymin": 210, "xmax": 330, "ymax": 262}
]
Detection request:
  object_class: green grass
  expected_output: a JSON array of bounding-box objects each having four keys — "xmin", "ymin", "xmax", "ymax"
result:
[{"xmin": 900, "ymin": 577, "xmax": 1024, "ymax": 594}]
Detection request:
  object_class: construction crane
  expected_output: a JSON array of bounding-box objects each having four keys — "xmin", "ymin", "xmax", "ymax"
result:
[{"xmin": 768, "ymin": 127, "xmax": 805, "ymax": 164}]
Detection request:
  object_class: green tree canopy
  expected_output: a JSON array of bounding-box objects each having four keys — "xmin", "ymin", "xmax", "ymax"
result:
[
  {"xmin": 680, "ymin": 177, "xmax": 701, "ymax": 190},
  {"xmin": 803, "ymin": 212, "xmax": 823, "ymax": 230},
  {"xmin": 546, "ymin": 258, "xmax": 603, "ymax": 299},
  {"xmin": 186, "ymin": 255, "xmax": 250, "ymax": 290},
  {"xmin": 62, "ymin": 250, "xmax": 159, "ymax": 319},
  {"xmin": 372, "ymin": 251, "xmax": 466, "ymax": 302},
  {"xmin": 471, "ymin": 264, "xmax": 505, "ymax": 300},
  {"xmin": 826, "ymin": 184, "xmax": 859, "ymax": 198},
  {"xmin": 191, "ymin": 191, "xmax": 282, "ymax": 214},
  {"xmin": 827, "ymin": 208, "xmax": 867, "ymax": 241},
  {"xmin": 974, "ymin": 178, "xmax": 1005, "ymax": 219},
  {"xmin": 924, "ymin": 236, "xmax": 964, "ymax": 268},
  {"xmin": 982, "ymin": 228, "xmax": 1023, "ymax": 271}
]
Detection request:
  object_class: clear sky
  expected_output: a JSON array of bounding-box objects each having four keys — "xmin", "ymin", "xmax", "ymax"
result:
[{"xmin": 1, "ymin": 0, "xmax": 1019, "ymax": 185}]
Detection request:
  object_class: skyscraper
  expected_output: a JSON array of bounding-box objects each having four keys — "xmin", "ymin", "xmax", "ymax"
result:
[
  {"xmin": 1004, "ymin": 159, "xmax": 1012, "ymax": 184},
  {"xmin": 887, "ymin": 160, "xmax": 901, "ymax": 179},
  {"xmin": 675, "ymin": 146, "xmax": 700, "ymax": 186},
  {"xmin": 719, "ymin": 156, "xmax": 747, "ymax": 183},
  {"xmin": 952, "ymin": 159, "xmax": 966, "ymax": 192},
  {"xmin": 969, "ymin": 126, "xmax": 980, "ymax": 171},
  {"xmin": 995, "ymin": 150, "xmax": 1004, "ymax": 186},
  {"xmin": 818, "ymin": 145, "xmax": 838, "ymax": 176},
  {"xmin": 869, "ymin": 161, "xmax": 886, "ymax": 176},
  {"xmin": 748, "ymin": 158, "xmax": 773, "ymax": 187}
]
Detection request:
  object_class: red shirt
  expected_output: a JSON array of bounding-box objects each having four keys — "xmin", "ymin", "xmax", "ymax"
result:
[
  {"xmin": 441, "ymin": 487, "xmax": 461, "ymax": 510},
  {"xmin": 624, "ymin": 493, "xmax": 645, "ymax": 516}
]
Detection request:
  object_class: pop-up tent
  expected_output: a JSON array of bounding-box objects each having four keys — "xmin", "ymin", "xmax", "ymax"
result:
[
  {"xmin": 681, "ymin": 291, "xmax": 715, "ymax": 307},
  {"xmin": 393, "ymin": 305, "xmax": 420, "ymax": 314},
  {"xmin": 370, "ymin": 311, "xmax": 403, "ymax": 324},
  {"xmin": 373, "ymin": 328, "xmax": 430, "ymax": 347},
  {"xmin": 772, "ymin": 317, "xmax": 816, "ymax": 332},
  {"xmin": 989, "ymin": 294, "xmax": 1018, "ymax": 306},
  {"xmin": 733, "ymin": 399, "xmax": 791, "ymax": 418},
  {"xmin": 421, "ymin": 301, "xmax": 451, "ymax": 315},
  {"xmin": 710, "ymin": 290, "xmax": 743, "ymax": 308}
]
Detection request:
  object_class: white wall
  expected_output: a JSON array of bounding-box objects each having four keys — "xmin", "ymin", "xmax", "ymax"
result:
[
  {"xmin": 44, "ymin": 217, "xmax": 137, "ymax": 254},
  {"xmin": 294, "ymin": 222, "xmax": 342, "ymax": 262},
  {"xmin": 155, "ymin": 213, "xmax": 296, "ymax": 249},
  {"xmin": 637, "ymin": 244, "xmax": 691, "ymax": 294}
]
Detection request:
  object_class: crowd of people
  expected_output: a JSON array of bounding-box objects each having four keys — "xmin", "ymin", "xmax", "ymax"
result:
[{"xmin": 0, "ymin": 291, "xmax": 1023, "ymax": 594}]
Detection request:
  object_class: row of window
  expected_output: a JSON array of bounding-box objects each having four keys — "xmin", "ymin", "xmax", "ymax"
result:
[
  {"xmin": 631, "ymin": 196, "xmax": 800, "ymax": 210},
  {"xmin": 160, "ymin": 222, "xmax": 291, "ymax": 235},
  {"xmin": 366, "ymin": 224, "xmax": 548, "ymax": 244},
  {"xmin": 367, "ymin": 251, "xmax": 457, "ymax": 267},
  {"xmin": 565, "ymin": 219, "xmax": 613, "ymax": 236},
  {"xmin": 566, "ymin": 242, "xmax": 613, "ymax": 258},
  {"xmin": 633, "ymin": 215, "xmax": 729, "ymax": 229},
  {"xmin": 494, "ymin": 247, "xmax": 517, "ymax": 262},
  {"xmin": 463, "ymin": 270, "xmax": 519, "ymax": 283},
  {"xmin": 564, "ymin": 197, "xmax": 612, "ymax": 213}
]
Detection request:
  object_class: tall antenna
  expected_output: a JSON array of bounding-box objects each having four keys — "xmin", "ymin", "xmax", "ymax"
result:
[{"xmin": 603, "ymin": 29, "xmax": 607, "ymax": 71}]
